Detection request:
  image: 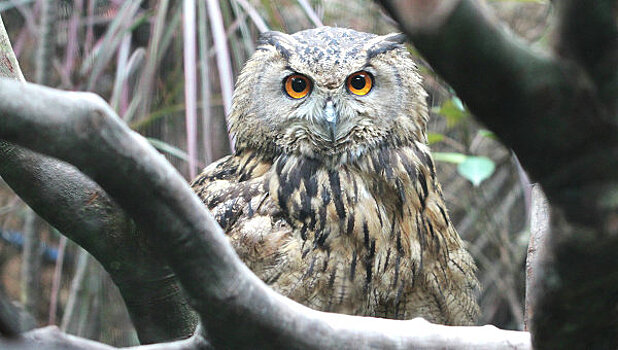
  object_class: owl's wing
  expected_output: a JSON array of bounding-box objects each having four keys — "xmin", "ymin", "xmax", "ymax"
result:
[{"xmin": 191, "ymin": 152, "xmax": 293, "ymax": 282}]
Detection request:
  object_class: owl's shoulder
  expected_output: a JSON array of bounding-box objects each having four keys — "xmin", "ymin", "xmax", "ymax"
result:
[{"xmin": 191, "ymin": 151, "xmax": 293, "ymax": 277}]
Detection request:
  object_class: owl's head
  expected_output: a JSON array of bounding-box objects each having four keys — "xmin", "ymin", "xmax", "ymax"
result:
[{"xmin": 230, "ymin": 27, "xmax": 428, "ymax": 164}]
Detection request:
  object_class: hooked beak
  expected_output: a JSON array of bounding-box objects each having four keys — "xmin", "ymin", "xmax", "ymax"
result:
[{"xmin": 323, "ymin": 100, "xmax": 337, "ymax": 143}]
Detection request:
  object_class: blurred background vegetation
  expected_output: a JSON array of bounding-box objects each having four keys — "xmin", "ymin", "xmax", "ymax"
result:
[{"xmin": 0, "ymin": 0, "xmax": 550, "ymax": 346}]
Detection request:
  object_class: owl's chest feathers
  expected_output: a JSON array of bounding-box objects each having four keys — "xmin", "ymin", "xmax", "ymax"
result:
[{"xmin": 269, "ymin": 143, "xmax": 445, "ymax": 293}]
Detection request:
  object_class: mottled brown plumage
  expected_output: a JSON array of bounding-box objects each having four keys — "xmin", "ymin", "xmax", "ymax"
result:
[{"xmin": 191, "ymin": 27, "xmax": 479, "ymax": 325}]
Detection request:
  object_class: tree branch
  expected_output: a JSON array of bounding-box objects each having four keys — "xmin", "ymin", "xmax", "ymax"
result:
[
  {"xmin": 377, "ymin": 0, "xmax": 618, "ymax": 348},
  {"xmin": 0, "ymin": 77, "xmax": 531, "ymax": 349},
  {"xmin": 379, "ymin": 0, "xmax": 617, "ymax": 228},
  {"xmin": 0, "ymin": 326, "xmax": 210, "ymax": 350},
  {"xmin": 554, "ymin": 0, "xmax": 618, "ymax": 111},
  {"xmin": 0, "ymin": 15, "xmax": 196, "ymax": 344}
]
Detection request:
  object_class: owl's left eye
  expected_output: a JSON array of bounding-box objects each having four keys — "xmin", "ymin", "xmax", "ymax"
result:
[
  {"xmin": 284, "ymin": 74, "xmax": 312, "ymax": 99},
  {"xmin": 346, "ymin": 71, "xmax": 373, "ymax": 96}
]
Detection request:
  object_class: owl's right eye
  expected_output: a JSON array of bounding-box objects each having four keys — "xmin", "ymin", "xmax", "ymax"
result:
[{"xmin": 284, "ymin": 74, "xmax": 312, "ymax": 99}]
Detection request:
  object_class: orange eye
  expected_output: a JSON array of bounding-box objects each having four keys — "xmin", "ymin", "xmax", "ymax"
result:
[
  {"xmin": 284, "ymin": 74, "xmax": 311, "ymax": 99},
  {"xmin": 346, "ymin": 71, "xmax": 373, "ymax": 96}
]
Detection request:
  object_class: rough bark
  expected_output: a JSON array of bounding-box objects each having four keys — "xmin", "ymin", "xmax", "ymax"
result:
[{"xmin": 378, "ymin": 0, "xmax": 618, "ymax": 348}]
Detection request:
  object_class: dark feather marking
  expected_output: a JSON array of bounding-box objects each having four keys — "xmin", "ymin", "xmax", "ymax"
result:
[
  {"xmin": 318, "ymin": 185, "xmax": 330, "ymax": 232},
  {"xmin": 304, "ymin": 256, "xmax": 317, "ymax": 279},
  {"xmin": 346, "ymin": 214, "xmax": 355, "ymax": 235},
  {"xmin": 328, "ymin": 267, "xmax": 337, "ymax": 289},
  {"xmin": 257, "ymin": 31, "xmax": 292, "ymax": 59},
  {"xmin": 238, "ymin": 152, "xmax": 257, "ymax": 181},
  {"xmin": 339, "ymin": 283, "xmax": 346, "ymax": 304},
  {"xmin": 300, "ymin": 224, "xmax": 308, "ymax": 241},
  {"xmin": 275, "ymin": 155, "xmax": 286, "ymax": 176},
  {"xmin": 427, "ymin": 220, "xmax": 441, "ymax": 255},
  {"xmin": 363, "ymin": 221, "xmax": 370, "ymax": 248},
  {"xmin": 395, "ymin": 178, "xmax": 405, "ymax": 217},
  {"xmin": 366, "ymin": 34, "xmax": 405, "ymax": 60},
  {"xmin": 427, "ymin": 154, "xmax": 437, "ymax": 179},
  {"xmin": 265, "ymin": 271, "xmax": 282, "ymax": 284},
  {"xmin": 300, "ymin": 158, "xmax": 320, "ymax": 197},
  {"xmin": 299, "ymin": 191, "xmax": 311, "ymax": 223},
  {"xmin": 219, "ymin": 198, "xmax": 240, "ymax": 229},
  {"xmin": 246, "ymin": 198, "xmax": 254, "ymax": 218},
  {"xmin": 350, "ymin": 250, "xmax": 357, "ymax": 281},
  {"xmin": 315, "ymin": 229, "xmax": 329, "ymax": 247},
  {"xmin": 451, "ymin": 259, "xmax": 467, "ymax": 276},
  {"xmin": 398, "ymin": 150, "xmax": 417, "ymax": 181},
  {"xmin": 393, "ymin": 252, "xmax": 401, "ymax": 288},
  {"xmin": 438, "ymin": 205, "xmax": 449, "ymax": 227},
  {"xmin": 383, "ymin": 248, "xmax": 391, "ymax": 271},
  {"xmin": 328, "ymin": 170, "xmax": 346, "ymax": 220},
  {"xmin": 373, "ymin": 196, "xmax": 384, "ymax": 227},
  {"xmin": 394, "ymin": 278, "xmax": 405, "ymax": 317},
  {"xmin": 417, "ymin": 171, "xmax": 428, "ymax": 209},
  {"xmin": 364, "ymin": 239, "xmax": 376, "ymax": 292},
  {"xmin": 416, "ymin": 213, "xmax": 425, "ymax": 270},
  {"xmin": 373, "ymin": 147, "xmax": 392, "ymax": 179},
  {"xmin": 396, "ymin": 217, "xmax": 403, "ymax": 254}
]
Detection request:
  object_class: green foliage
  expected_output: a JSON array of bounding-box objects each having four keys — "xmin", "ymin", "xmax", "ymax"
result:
[
  {"xmin": 427, "ymin": 132, "xmax": 444, "ymax": 145},
  {"xmin": 478, "ymin": 129, "xmax": 498, "ymax": 140},
  {"xmin": 432, "ymin": 96, "xmax": 469, "ymax": 127},
  {"xmin": 433, "ymin": 152, "xmax": 496, "ymax": 186},
  {"xmin": 457, "ymin": 156, "xmax": 496, "ymax": 186}
]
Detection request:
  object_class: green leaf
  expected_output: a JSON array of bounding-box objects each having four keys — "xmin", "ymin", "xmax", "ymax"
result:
[
  {"xmin": 427, "ymin": 133, "xmax": 444, "ymax": 145},
  {"xmin": 147, "ymin": 138, "xmax": 190, "ymax": 162},
  {"xmin": 457, "ymin": 156, "xmax": 496, "ymax": 186},
  {"xmin": 433, "ymin": 97, "xmax": 469, "ymax": 127},
  {"xmin": 432, "ymin": 152, "xmax": 468, "ymax": 164},
  {"xmin": 478, "ymin": 129, "xmax": 498, "ymax": 140}
]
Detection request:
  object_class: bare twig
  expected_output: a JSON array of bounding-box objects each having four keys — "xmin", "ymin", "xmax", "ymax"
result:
[
  {"xmin": 48, "ymin": 235, "xmax": 67, "ymax": 325},
  {"xmin": 197, "ymin": 0, "xmax": 212, "ymax": 164},
  {"xmin": 206, "ymin": 0, "xmax": 235, "ymax": 150},
  {"xmin": 183, "ymin": 0, "xmax": 199, "ymax": 178},
  {"xmin": 19, "ymin": 209, "xmax": 40, "ymax": 318},
  {"xmin": 524, "ymin": 184, "xmax": 548, "ymax": 332},
  {"xmin": 296, "ymin": 0, "xmax": 324, "ymax": 27}
]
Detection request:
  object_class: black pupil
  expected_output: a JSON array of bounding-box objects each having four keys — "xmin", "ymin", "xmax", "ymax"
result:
[
  {"xmin": 350, "ymin": 74, "xmax": 366, "ymax": 90},
  {"xmin": 291, "ymin": 77, "xmax": 306, "ymax": 93}
]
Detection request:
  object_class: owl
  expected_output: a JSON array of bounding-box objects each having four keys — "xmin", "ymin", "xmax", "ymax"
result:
[{"xmin": 192, "ymin": 27, "xmax": 479, "ymax": 325}]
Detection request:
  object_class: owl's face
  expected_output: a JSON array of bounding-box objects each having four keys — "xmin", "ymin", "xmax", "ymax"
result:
[{"xmin": 230, "ymin": 27, "xmax": 428, "ymax": 164}]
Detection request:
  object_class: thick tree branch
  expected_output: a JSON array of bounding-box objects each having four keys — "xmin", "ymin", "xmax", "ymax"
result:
[
  {"xmin": 0, "ymin": 78, "xmax": 531, "ymax": 349},
  {"xmin": 554, "ymin": 0, "xmax": 618, "ymax": 111},
  {"xmin": 0, "ymin": 15, "xmax": 196, "ymax": 344},
  {"xmin": 0, "ymin": 326, "xmax": 209, "ymax": 350},
  {"xmin": 377, "ymin": 1, "xmax": 618, "ymax": 348},
  {"xmin": 379, "ymin": 0, "xmax": 617, "ymax": 228}
]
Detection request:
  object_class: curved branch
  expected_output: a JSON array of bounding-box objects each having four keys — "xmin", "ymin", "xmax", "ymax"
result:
[
  {"xmin": 0, "ymin": 15, "xmax": 196, "ymax": 344},
  {"xmin": 0, "ymin": 77, "xmax": 531, "ymax": 349},
  {"xmin": 554, "ymin": 0, "xmax": 618, "ymax": 109},
  {"xmin": 0, "ymin": 326, "xmax": 209, "ymax": 350},
  {"xmin": 376, "ymin": 1, "xmax": 618, "ymax": 348},
  {"xmin": 378, "ymin": 0, "xmax": 617, "ymax": 227}
]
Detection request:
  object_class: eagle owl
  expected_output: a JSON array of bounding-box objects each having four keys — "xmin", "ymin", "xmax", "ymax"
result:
[{"xmin": 192, "ymin": 27, "xmax": 479, "ymax": 325}]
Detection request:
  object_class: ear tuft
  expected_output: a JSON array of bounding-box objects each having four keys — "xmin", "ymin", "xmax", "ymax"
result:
[
  {"xmin": 366, "ymin": 33, "xmax": 407, "ymax": 59},
  {"xmin": 381, "ymin": 32, "xmax": 407, "ymax": 44},
  {"xmin": 257, "ymin": 31, "xmax": 294, "ymax": 59}
]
